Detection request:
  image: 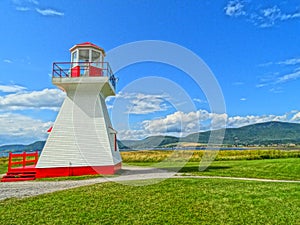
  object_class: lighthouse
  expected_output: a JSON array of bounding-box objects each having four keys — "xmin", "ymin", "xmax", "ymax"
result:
[{"xmin": 35, "ymin": 42, "xmax": 122, "ymax": 178}]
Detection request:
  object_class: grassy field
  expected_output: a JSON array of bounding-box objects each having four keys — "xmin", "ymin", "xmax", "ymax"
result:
[
  {"xmin": 0, "ymin": 150, "xmax": 299, "ymax": 224},
  {"xmin": 181, "ymin": 158, "xmax": 300, "ymax": 180},
  {"xmin": 1, "ymin": 149, "xmax": 300, "ymax": 180},
  {"xmin": 0, "ymin": 178, "xmax": 299, "ymax": 224},
  {"xmin": 127, "ymin": 158, "xmax": 300, "ymax": 180}
]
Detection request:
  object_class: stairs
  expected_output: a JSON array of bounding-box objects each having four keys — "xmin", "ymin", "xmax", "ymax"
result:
[{"xmin": 1, "ymin": 171, "xmax": 36, "ymax": 182}]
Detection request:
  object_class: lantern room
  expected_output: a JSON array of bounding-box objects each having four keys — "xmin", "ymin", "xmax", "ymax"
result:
[
  {"xmin": 70, "ymin": 42, "xmax": 105, "ymax": 64},
  {"xmin": 69, "ymin": 42, "xmax": 105, "ymax": 77},
  {"xmin": 52, "ymin": 42, "xmax": 117, "ymax": 94}
]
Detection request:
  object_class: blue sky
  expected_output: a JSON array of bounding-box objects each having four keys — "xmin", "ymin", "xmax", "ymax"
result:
[{"xmin": 0, "ymin": 0, "xmax": 300, "ymax": 145}]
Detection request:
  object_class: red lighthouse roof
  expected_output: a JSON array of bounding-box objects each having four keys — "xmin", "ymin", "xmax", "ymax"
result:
[{"xmin": 69, "ymin": 42, "xmax": 105, "ymax": 55}]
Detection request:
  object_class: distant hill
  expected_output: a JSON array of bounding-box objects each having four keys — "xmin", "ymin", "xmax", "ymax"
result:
[
  {"xmin": 120, "ymin": 121, "xmax": 300, "ymax": 149},
  {"xmin": 222, "ymin": 121, "xmax": 300, "ymax": 145},
  {"xmin": 1, "ymin": 121, "xmax": 300, "ymax": 153},
  {"xmin": 120, "ymin": 136, "xmax": 180, "ymax": 149},
  {"xmin": 0, "ymin": 141, "xmax": 45, "ymax": 154}
]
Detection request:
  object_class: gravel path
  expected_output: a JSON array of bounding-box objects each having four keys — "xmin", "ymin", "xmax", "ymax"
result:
[
  {"xmin": 1, "ymin": 166, "xmax": 299, "ymax": 201},
  {"xmin": 0, "ymin": 166, "xmax": 175, "ymax": 201}
]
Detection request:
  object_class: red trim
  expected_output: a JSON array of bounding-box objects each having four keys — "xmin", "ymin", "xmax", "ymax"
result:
[{"xmin": 35, "ymin": 162, "xmax": 122, "ymax": 178}]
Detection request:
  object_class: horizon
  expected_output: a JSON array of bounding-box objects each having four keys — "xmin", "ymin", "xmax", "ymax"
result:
[{"xmin": 1, "ymin": 0, "xmax": 300, "ymax": 145}]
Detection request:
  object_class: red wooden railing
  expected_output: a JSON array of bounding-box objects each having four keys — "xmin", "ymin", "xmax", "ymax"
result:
[{"xmin": 8, "ymin": 151, "xmax": 39, "ymax": 172}]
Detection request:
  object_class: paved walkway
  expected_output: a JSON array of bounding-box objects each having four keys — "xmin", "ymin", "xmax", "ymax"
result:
[{"xmin": 1, "ymin": 166, "xmax": 299, "ymax": 201}]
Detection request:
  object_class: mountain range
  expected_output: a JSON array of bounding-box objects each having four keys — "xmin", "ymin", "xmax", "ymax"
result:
[
  {"xmin": 1, "ymin": 121, "xmax": 300, "ymax": 154},
  {"xmin": 120, "ymin": 121, "xmax": 300, "ymax": 149}
]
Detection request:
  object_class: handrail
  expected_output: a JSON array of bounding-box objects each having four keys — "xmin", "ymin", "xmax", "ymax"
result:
[
  {"xmin": 52, "ymin": 62, "xmax": 117, "ymax": 89},
  {"xmin": 8, "ymin": 151, "xmax": 39, "ymax": 172}
]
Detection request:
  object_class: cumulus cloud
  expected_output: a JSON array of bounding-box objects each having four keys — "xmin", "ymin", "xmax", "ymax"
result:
[
  {"xmin": 117, "ymin": 129, "xmax": 148, "ymax": 141},
  {"xmin": 0, "ymin": 88, "xmax": 65, "ymax": 111},
  {"xmin": 117, "ymin": 110, "xmax": 300, "ymax": 140},
  {"xmin": 36, "ymin": 8, "xmax": 64, "ymax": 16},
  {"xmin": 291, "ymin": 112, "xmax": 300, "ymax": 121},
  {"xmin": 224, "ymin": 0, "xmax": 246, "ymax": 17},
  {"xmin": 117, "ymin": 109, "xmax": 227, "ymax": 140},
  {"xmin": 227, "ymin": 114, "xmax": 288, "ymax": 128},
  {"xmin": 0, "ymin": 113, "xmax": 52, "ymax": 145}
]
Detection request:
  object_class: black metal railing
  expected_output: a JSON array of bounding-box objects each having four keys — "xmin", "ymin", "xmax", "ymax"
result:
[{"xmin": 52, "ymin": 62, "xmax": 117, "ymax": 89}]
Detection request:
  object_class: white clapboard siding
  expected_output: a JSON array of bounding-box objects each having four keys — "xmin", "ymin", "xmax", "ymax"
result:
[{"xmin": 36, "ymin": 78, "xmax": 122, "ymax": 168}]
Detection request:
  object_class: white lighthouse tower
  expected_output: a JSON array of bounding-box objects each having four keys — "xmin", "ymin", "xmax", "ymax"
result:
[{"xmin": 36, "ymin": 42, "xmax": 122, "ymax": 178}]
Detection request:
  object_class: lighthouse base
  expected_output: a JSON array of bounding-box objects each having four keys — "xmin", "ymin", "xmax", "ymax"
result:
[{"xmin": 35, "ymin": 162, "xmax": 122, "ymax": 178}]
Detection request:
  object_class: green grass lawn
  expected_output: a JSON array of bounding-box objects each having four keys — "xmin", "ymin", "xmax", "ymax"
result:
[
  {"xmin": 0, "ymin": 178, "xmax": 299, "ymax": 225},
  {"xmin": 183, "ymin": 158, "xmax": 300, "ymax": 180},
  {"xmin": 129, "ymin": 158, "xmax": 300, "ymax": 180}
]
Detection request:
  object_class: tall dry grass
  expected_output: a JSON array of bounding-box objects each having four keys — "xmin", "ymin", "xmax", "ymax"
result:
[{"xmin": 121, "ymin": 149, "xmax": 300, "ymax": 163}]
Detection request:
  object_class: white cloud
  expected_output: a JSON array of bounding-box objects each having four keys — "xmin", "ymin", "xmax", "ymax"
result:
[
  {"xmin": 141, "ymin": 109, "xmax": 226, "ymax": 136},
  {"xmin": 277, "ymin": 58, "xmax": 300, "ymax": 66},
  {"xmin": 0, "ymin": 113, "xmax": 51, "ymax": 145},
  {"xmin": 193, "ymin": 98, "xmax": 207, "ymax": 104},
  {"xmin": 224, "ymin": 0, "xmax": 246, "ymax": 17},
  {"xmin": 257, "ymin": 57, "xmax": 300, "ymax": 88},
  {"xmin": 12, "ymin": 0, "xmax": 64, "ymax": 17},
  {"xmin": 269, "ymin": 87, "xmax": 283, "ymax": 93},
  {"xmin": 3, "ymin": 59, "xmax": 13, "ymax": 63},
  {"xmin": 0, "ymin": 88, "xmax": 65, "ymax": 111},
  {"xmin": 116, "ymin": 92, "xmax": 170, "ymax": 114},
  {"xmin": 117, "ymin": 109, "xmax": 300, "ymax": 140},
  {"xmin": 16, "ymin": 6, "xmax": 30, "ymax": 11},
  {"xmin": 227, "ymin": 114, "xmax": 288, "ymax": 128},
  {"xmin": 117, "ymin": 129, "xmax": 148, "ymax": 141},
  {"xmin": 28, "ymin": 0, "xmax": 38, "ymax": 5},
  {"xmin": 291, "ymin": 112, "xmax": 300, "ymax": 121},
  {"xmin": 275, "ymin": 70, "xmax": 300, "ymax": 84},
  {"xmin": 257, "ymin": 6, "xmax": 300, "ymax": 27},
  {"xmin": 240, "ymin": 98, "xmax": 246, "ymax": 101},
  {"xmin": 260, "ymin": 5, "xmax": 281, "ymax": 27},
  {"xmin": 36, "ymin": 8, "xmax": 64, "ymax": 16},
  {"xmin": 225, "ymin": 2, "xmax": 300, "ymax": 28},
  {"xmin": 12, "ymin": 0, "xmax": 38, "ymax": 4},
  {"xmin": 0, "ymin": 84, "xmax": 27, "ymax": 93},
  {"xmin": 12, "ymin": 0, "xmax": 38, "ymax": 12}
]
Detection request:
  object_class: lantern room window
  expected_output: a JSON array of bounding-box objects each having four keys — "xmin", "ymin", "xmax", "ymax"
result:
[
  {"xmin": 79, "ymin": 49, "xmax": 89, "ymax": 62},
  {"xmin": 72, "ymin": 51, "xmax": 77, "ymax": 62}
]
